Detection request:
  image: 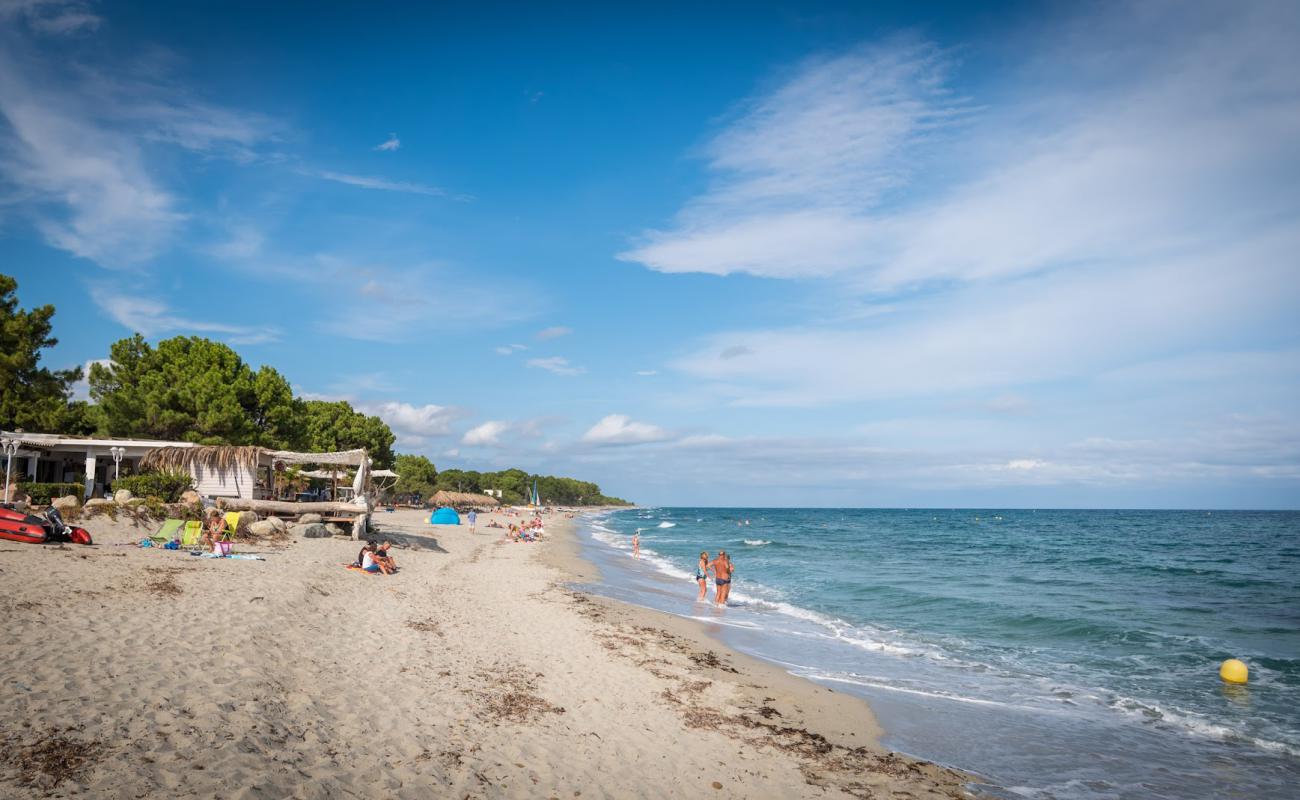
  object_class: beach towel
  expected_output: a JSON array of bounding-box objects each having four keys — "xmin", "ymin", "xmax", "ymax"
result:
[
  {"xmin": 152, "ymin": 518, "xmax": 183, "ymax": 542},
  {"xmin": 192, "ymin": 552, "xmax": 265, "ymax": 561},
  {"xmin": 181, "ymin": 521, "xmax": 202, "ymax": 547},
  {"xmin": 223, "ymin": 512, "xmax": 241, "ymax": 538},
  {"xmin": 344, "ymin": 564, "xmax": 384, "ymax": 576}
]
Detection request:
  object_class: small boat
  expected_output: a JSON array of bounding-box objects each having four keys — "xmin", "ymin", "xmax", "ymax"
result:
[{"xmin": 0, "ymin": 507, "xmax": 93, "ymax": 545}]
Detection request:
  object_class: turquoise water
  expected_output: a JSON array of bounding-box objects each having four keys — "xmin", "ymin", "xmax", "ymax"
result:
[{"xmin": 577, "ymin": 508, "xmax": 1300, "ymax": 799}]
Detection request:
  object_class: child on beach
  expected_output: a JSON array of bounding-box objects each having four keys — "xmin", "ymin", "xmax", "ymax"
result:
[
  {"xmin": 696, "ymin": 551, "xmax": 710, "ymax": 601},
  {"xmin": 360, "ymin": 543, "xmax": 390, "ymax": 575}
]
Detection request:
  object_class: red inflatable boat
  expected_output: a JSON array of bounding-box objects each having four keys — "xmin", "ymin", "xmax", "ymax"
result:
[{"xmin": 0, "ymin": 507, "xmax": 93, "ymax": 545}]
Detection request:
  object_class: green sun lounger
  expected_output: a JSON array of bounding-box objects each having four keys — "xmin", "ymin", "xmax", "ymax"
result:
[
  {"xmin": 224, "ymin": 512, "xmax": 241, "ymax": 538},
  {"xmin": 152, "ymin": 518, "xmax": 184, "ymax": 542},
  {"xmin": 181, "ymin": 521, "xmax": 203, "ymax": 547}
]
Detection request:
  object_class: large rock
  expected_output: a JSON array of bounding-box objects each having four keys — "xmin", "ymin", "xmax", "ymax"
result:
[
  {"xmin": 84, "ymin": 498, "xmax": 113, "ymax": 510},
  {"xmin": 325, "ymin": 523, "xmax": 346, "ymax": 537},
  {"xmin": 179, "ymin": 490, "xmax": 201, "ymax": 505},
  {"xmin": 299, "ymin": 513, "xmax": 323, "ymax": 524},
  {"xmin": 248, "ymin": 520, "xmax": 277, "ymax": 537},
  {"xmin": 113, "ymin": 489, "xmax": 134, "ymax": 504},
  {"xmin": 51, "ymin": 495, "xmax": 80, "ymax": 512},
  {"xmin": 293, "ymin": 523, "xmax": 330, "ymax": 539},
  {"xmin": 266, "ymin": 516, "xmax": 287, "ymax": 533}
]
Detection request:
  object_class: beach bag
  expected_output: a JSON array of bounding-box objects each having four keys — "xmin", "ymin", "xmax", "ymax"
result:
[{"xmin": 216, "ymin": 541, "xmax": 233, "ymax": 556}]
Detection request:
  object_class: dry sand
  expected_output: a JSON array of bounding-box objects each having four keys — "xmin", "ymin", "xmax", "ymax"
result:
[{"xmin": 0, "ymin": 508, "xmax": 970, "ymax": 798}]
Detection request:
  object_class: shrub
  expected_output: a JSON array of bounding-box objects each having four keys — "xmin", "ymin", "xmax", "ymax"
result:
[
  {"xmin": 111, "ymin": 470, "xmax": 194, "ymax": 503},
  {"xmin": 18, "ymin": 482, "xmax": 85, "ymax": 505}
]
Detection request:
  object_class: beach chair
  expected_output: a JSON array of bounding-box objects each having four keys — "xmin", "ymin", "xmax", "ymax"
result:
[
  {"xmin": 152, "ymin": 518, "xmax": 184, "ymax": 542},
  {"xmin": 181, "ymin": 521, "xmax": 203, "ymax": 547},
  {"xmin": 224, "ymin": 512, "xmax": 241, "ymax": 539}
]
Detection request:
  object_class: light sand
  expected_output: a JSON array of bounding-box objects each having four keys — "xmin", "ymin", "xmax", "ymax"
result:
[{"xmin": 0, "ymin": 508, "xmax": 970, "ymax": 798}]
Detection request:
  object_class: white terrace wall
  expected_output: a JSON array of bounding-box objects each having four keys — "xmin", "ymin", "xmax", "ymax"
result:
[{"xmin": 190, "ymin": 464, "xmax": 256, "ymax": 499}]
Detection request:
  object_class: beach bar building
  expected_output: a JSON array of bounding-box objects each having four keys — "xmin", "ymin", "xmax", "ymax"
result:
[{"xmin": 1, "ymin": 431, "xmax": 197, "ymax": 500}]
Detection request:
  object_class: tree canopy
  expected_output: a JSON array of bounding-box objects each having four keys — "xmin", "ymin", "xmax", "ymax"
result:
[
  {"xmin": 297, "ymin": 400, "xmax": 396, "ymax": 468},
  {"xmin": 0, "ymin": 274, "xmax": 88, "ymax": 433},
  {"xmin": 392, "ymin": 453, "xmax": 437, "ymax": 497},
  {"xmin": 89, "ymin": 335, "xmax": 300, "ymax": 447}
]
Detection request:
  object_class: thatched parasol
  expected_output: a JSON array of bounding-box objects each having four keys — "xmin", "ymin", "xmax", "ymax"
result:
[{"xmin": 431, "ymin": 490, "xmax": 500, "ymax": 508}]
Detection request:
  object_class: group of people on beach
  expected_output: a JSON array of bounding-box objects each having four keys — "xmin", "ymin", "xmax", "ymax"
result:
[
  {"xmin": 354, "ymin": 541, "xmax": 397, "ymax": 574},
  {"xmin": 507, "ymin": 517, "xmax": 545, "ymax": 542}
]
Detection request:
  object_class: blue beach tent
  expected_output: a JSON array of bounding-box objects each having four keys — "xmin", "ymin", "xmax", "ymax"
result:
[{"xmin": 430, "ymin": 507, "xmax": 460, "ymax": 525}]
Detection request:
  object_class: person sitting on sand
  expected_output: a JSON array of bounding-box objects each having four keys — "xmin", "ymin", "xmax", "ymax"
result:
[
  {"xmin": 376, "ymin": 541, "xmax": 397, "ymax": 572},
  {"xmin": 710, "ymin": 551, "xmax": 732, "ymax": 606},
  {"xmin": 360, "ymin": 543, "xmax": 390, "ymax": 575}
]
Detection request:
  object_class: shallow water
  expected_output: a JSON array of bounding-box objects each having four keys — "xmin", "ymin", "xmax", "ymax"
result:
[{"xmin": 575, "ymin": 508, "xmax": 1300, "ymax": 799}]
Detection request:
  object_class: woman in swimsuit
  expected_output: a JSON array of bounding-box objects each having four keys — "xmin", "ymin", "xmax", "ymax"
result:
[
  {"xmin": 695, "ymin": 551, "xmax": 709, "ymax": 600},
  {"xmin": 632, "ymin": 531, "xmax": 640, "ymax": 558}
]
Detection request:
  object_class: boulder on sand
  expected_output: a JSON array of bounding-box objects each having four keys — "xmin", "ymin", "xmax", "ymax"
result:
[
  {"xmin": 179, "ymin": 490, "xmax": 201, "ymax": 505},
  {"xmin": 248, "ymin": 520, "xmax": 277, "ymax": 537},
  {"xmin": 51, "ymin": 495, "xmax": 80, "ymax": 512},
  {"xmin": 266, "ymin": 516, "xmax": 287, "ymax": 532},
  {"xmin": 325, "ymin": 523, "xmax": 346, "ymax": 537},
  {"xmin": 299, "ymin": 513, "xmax": 323, "ymax": 524},
  {"xmin": 113, "ymin": 489, "xmax": 134, "ymax": 504},
  {"xmin": 84, "ymin": 498, "xmax": 113, "ymax": 510},
  {"xmin": 293, "ymin": 523, "xmax": 330, "ymax": 539}
]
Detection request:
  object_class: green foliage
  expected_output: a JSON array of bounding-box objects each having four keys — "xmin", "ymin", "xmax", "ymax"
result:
[
  {"xmin": 0, "ymin": 274, "xmax": 86, "ymax": 433},
  {"xmin": 297, "ymin": 400, "xmax": 396, "ymax": 468},
  {"xmin": 432, "ymin": 467, "xmax": 629, "ymax": 506},
  {"xmin": 393, "ymin": 454, "xmax": 437, "ymax": 497},
  {"xmin": 89, "ymin": 335, "xmax": 299, "ymax": 447},
  {"xmin": 111, "ymin": 469, "xmax": 195, "ymax": 502},
  {"xmin": 19, "ymin": 482, "xmax": 85, "ymax": 504}
]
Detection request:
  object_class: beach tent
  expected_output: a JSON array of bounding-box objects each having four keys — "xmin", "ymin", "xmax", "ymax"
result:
[{"xmin": 430, "ymin": 507, "xmax": 460, "ymax": 525}]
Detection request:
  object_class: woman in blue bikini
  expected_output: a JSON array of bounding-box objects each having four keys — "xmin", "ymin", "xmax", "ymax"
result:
[{"xmin": 695, "ymin": 551, "xmax": 710, "ymax": 601}]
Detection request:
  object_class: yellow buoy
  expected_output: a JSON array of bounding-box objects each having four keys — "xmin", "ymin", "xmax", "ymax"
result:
[{"xmin": 1219, "ymin": 658, "xmax": 1249, "ymax": 684}]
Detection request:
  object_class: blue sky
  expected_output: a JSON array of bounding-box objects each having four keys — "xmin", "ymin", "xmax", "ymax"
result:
[{"xmin": 2, "ymin": 0, "xmax": 1298, "ymax": 508}]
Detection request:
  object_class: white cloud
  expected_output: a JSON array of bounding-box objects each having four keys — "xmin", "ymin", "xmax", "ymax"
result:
[
  {"xmin": 373, "ymin": 133, "xmax": 400, "ymax": 152},
  {"xmin": 0, "ymin": 1, "xmax": 102, "ymax": 35},
  {"xmin": 620, "ymin": 6, "xmax": 1300, "ymax": 293},
  {"xmin": 90, "ymin": 287, "xmax": 280, "ymax": 345},
  {"xmin": 309, "ymin": 169, "xmax": 449, "ymax": 197},
  {"xmin": 581, "ymin": 414, "xmax": 672, "ymax": 446},
  {"xmin": 0, "ymin": 25, "xmax": 276, "ymax": 266},
  {"xmin": 462, "ymin": 420, "xmax": 511, "ymax": 447},
  {"xmin": 536, "ymin": 326, "xmax": 573, "ymax": 340},
  {"xmin": 636, "ymin": 370, "xmax": 658, "ymax": 376},
  {"xmin": 495, "ymin": 343, "xmax": 527, "ymax": 356},
  {"xmin": 360, "ymin": 401, "xmax": 457, "ymax": 439},
  {"xmin": 526, "ymin": 356, "xmax": 585, "ymax": 376}
]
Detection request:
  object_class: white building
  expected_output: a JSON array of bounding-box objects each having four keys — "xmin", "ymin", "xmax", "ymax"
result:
[{"xmin": 1, "ymin": 431, "xmax": 196, "ymax": 500}]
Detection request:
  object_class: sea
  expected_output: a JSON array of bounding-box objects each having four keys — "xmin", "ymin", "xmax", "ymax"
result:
[{"xmin": 573, "ymin": 508, "xmax": 1300, "ymax": 799}]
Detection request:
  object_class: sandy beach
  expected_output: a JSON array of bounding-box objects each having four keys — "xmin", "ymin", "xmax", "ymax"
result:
[{"xmin": 0, "ymin": 508, "xmax": 970, "ymax": 798}]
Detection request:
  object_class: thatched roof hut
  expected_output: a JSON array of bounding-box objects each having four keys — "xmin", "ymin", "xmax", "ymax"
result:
[
  {"xmin": 432, "ymin": 490, "xmax": 500, "ymax": 509},
  {"xmin": 139, "ymin": 445, "xmax": 263, "ymax": 472}
]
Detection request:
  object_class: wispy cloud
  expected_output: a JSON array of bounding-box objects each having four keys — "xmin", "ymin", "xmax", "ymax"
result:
[
  {"xmin": 535, "ymin": 326, "xmax": 572, "ymax": 340},
  {"xmin": 526, "ymin": 356, "xmax": 585, "ymax": 376},
  {"xmin": 0, "ymin": 1, "xmax": 102, "ymax": 35},
  {"xmin": 635, "ymin": 370, "xmax": 658, "ymax": 376},
  {"xmin": 309, "ymin": 169, "xmax": 449, "ymax": 197},
  {"xmin": 90, "ymin": 286, "xmax": 280, "ymax": 345},
  {"xmin": 372, "ymin": 132, "xmax": 400, "ymax": 152},
  {"xmin": 495, "ymin": 343, "xmax": 527, "ymax": 356},
  {"xmin": 581, "ymin": 414, "xmax": 672, "ymax": 446},
  {"xmin": 0, "ymin": 18, "xmax": 276, "ymax": 266}
]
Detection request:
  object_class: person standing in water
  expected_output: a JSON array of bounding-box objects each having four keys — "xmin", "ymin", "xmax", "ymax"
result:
[
  {"xmin": 721, "ymin": 551, "xmax": 735, "ymax": 604},
  {"xmin": 695, "ymin": 551, "xmax": 710, "ymax": 601},
  {"xmin": 632, "ymin": 530, "xmax": 641, "ymax": 558},
  {"xmin": 710, "ymin": 550, "xmax": 732, "ymax": 605}
]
